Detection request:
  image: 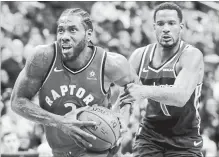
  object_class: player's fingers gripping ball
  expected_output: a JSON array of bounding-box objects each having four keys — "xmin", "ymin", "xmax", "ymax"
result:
[{"xmin": 77, "ymin": 106, "xmax": 121, "ymax": 152}]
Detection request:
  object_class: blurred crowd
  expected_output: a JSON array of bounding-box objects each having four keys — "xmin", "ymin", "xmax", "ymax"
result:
[{"xmin": 1, "ymin": 1, "xmax": 219, "ymax": 157}]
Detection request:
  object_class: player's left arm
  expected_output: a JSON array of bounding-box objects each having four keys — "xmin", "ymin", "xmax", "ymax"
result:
[
  {"xmin": 105, "ymin": 52, "xmax": 139, "ymax": 86},
  {"xmin": 104, "ymin": 52, "xmax": 139, "ymax": 155},
  {"xmin": 121, "ymin": 47, "xmax": 204, "ymax": 107},
  {"xmin": 105, "ymin": 52, "xmax": 139, "ymax": 113}
]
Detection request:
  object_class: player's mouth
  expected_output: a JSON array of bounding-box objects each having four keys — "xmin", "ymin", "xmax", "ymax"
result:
[
  {"xmin": 62, "ymin": 45, "xmax": 73, "ymax": 54},
  {"xmin": 162, "ymin": 35, "xmax": 172, "ymax": 42}
]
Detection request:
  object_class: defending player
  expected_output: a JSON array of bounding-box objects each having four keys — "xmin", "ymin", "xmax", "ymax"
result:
[
  {"xmin": 11, "ymin": 8, "xmax": 138, "ymax": 157},
  {"xmin": 121, "ymin": 2, "xmax": 204, "ymax": 157}
]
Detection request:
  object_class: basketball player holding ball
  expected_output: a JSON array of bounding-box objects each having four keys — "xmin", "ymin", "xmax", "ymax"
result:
[{"xmin": 11, "ymin": 8, "xmax": 138, "ymax": 157}]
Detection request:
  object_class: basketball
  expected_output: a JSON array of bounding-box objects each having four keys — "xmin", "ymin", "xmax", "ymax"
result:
[{"xmin": 77, "ymin": 106, "xmax": 121, "ymax": 152}]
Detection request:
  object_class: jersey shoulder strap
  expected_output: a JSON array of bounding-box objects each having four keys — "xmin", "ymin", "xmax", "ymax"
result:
[
  {"xmin": 138, "ymin": 43, "xmax": 156, "ymax": 75},
  {"xmin": 92, "ymin": 45, "xmax": 108, "ymax": 94},
  {"xmin": 173, "ymin": 40, "xmax": 190, "ymax": 64}
]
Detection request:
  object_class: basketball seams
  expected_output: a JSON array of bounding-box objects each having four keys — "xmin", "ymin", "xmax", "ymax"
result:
[
  {"xmin": 80, "ymin": 110, "xmax": 118, "ymax": 144},
  {"xmin": 83, "ymin": 110, "xmax": 117, "ymax": 142},
  {"xmin": 82, "ymin": 127, "xmax": 112, "ymax": 147}
]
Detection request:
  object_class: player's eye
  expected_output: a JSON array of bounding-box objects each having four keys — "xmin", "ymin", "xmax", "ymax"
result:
[
  {"xmin": 70, "ymin": 28, "xmax": 77, "ymax": 33},
  {"xmin": 57, "ymin": 28, "xmax": 64, "ymax": 33},
  {"xmin": 157, "ymin": 22, "xmax": 164, "ymax": 26},
  {"xmin": 169, "ymin": 21, "xmax": 176, "ymax": 25}
]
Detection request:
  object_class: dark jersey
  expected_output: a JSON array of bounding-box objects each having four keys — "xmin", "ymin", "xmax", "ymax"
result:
[
  {"xmin": 38, "ymin": 42, "xmax": 109, "ymax": 153},
  {"xmin": 138, "ymin": 41, "xmax": 202, "ymax": 137}
]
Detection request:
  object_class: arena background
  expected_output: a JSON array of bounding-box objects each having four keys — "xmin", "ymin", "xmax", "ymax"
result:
[{"xmin": 1, "ymin": 1, "xmax": 219, "ymax": 157}]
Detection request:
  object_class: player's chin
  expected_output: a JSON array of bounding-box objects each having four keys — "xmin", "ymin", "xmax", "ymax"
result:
[{"xmin": 161, "ymin": 42, "xmax": 174, "ymax": 48}]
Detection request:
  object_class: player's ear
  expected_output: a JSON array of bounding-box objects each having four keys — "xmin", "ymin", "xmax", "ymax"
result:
[
  {"xmin": 86, "ymin": 29, "xmax": 93, "ymax": 42},
  {"xmin": 153, "ymin": 22, "xmax": 156, "ymax": 30},
  {"xmin": 179, "ymin": 22, "xmax": 184, "ymax": 31},
  {"xmin": 179, "ymin": 22, "xmax": 184, "ymax": 37}
]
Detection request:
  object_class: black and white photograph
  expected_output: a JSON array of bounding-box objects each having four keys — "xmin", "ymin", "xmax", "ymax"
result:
[{"xmin": 1, "ymin": 1, "xmax": 219, "ymax": 157}]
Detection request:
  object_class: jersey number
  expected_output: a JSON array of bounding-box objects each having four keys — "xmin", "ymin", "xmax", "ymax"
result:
[{"xmin": 64, "ymin": 102, "xmax": 77, "ymax": 112}]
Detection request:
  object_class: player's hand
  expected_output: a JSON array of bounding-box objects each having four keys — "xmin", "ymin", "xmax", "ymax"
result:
[
  {"xmin": 58, "ymin": 105, "xmax": 97, "ymax": 148},
  {"xmin": 120, "ymin": 83, "xmax": 145, "ymax": 105},
  {"xmin": 108, "ymin": 112, "xmax": 127, "ymax": 157},
  {"xmin": 108, "ymin": 142, "xmax": 121, "ymax": 157},
  {"xmin": 112, "ymin": 99, "xmax": 129, "ymax": 147},
  {"xmin": 112, "ymin": 104, "xmax": 128, "ymax": 138}
]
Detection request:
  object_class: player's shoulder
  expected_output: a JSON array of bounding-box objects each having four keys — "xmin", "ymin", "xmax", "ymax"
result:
[
  {"xmin": 178, "ymin": 43, "xmax": 204, "ymax": 71},
  {"xmin": 130, "ymin": 46, "xmax": 147, "ymax": 58},
  {"xmin": 105, "ymin": 52, "xmax": 129, "ymax": 75},
  {"xmin": 183, "ymin": 44, "xmax": 203, "ymax": 55},
  {"xmin": 26, "ymin": 43, "xmax": 54, "ymax": 64},
  {"xmin": 106, "ymin": 52, "xmax": 128, "ymax": 69},
  {"xmin": 104, "ymin": 51, "xmax": 137, "ymax": 84},
  {"xmin": 129, "ymin": 45, "xmax": 149, "ymax": 71},
  {"xmin": 24, "ymin": 43, "xmax": 55, "ymax": 77},
  {"xmin": 181, "ymin": 44, "xmax": 204, "ymax": 61},
  {"xmin": 106, "ymin": 51, "xmax": 127, "ymax": 61},
  {"xmin": 129, "ymin": 44, "xmax": 154, "ymax": 61},
  {"xmin": 33, "ymin": 43, "xmax": 55, "ymax": 58},
  {"xmin": 106, "ymin": 52, "xmax": 127, "ymax": 63}
]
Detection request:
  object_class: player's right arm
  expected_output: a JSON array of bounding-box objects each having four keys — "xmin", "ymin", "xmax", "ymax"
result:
[
  {"xmin": 11, "ymin": 44, "xmax": 61, "ymax": 126},
  {"xmin": 11, "ymin": 45, "xmax": 96, "ymax": 148}
]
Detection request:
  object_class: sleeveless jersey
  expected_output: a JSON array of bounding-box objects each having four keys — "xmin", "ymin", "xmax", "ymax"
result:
[
  {"xmin": 138, "ymin": 41, "xmax": 202, "ymax": 136},
  {"xmin": 38, "ymin": 42, "xmax": 109, "ymax": 153}
]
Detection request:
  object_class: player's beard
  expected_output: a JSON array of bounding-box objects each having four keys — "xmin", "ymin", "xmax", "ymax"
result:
[
  {"xmin": 62, "ymin": 38, "xmax": 87, "ymax": 61},
  {"xmin": 160, "ymin": 37, "xmax": 179, "ymax": 49}
]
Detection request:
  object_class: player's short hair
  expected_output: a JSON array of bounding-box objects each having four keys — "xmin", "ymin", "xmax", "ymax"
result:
[
  {"xmin": 153, "ymin": 2, "xmax": 183, "ymax": 22},
  {"xmin": 58, "ymin": 8, "xmax": 93, "ymax": 31}
]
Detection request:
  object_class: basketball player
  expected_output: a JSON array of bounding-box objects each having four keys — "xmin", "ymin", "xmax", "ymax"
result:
[
  {"xmin": 11, "ymin": 8, "xmax": 137, "ymax": 157},
  {"xmin": 120, "ymin": 2, "xmax": 204, "ymax": 157}
]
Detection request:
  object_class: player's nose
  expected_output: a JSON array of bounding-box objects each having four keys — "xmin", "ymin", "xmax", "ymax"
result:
[
  {"xmin": 162, "ymin": 24, "xmax": 170, "ymax": 33},
  {"xmin": 61, "ymin": 32, "xmax": 71, "ymax": 43}
]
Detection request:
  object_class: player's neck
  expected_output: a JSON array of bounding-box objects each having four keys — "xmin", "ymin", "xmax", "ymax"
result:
[
  {"xmin": 157, "ymin": 41, "xmax": 181, "ymax": 60},
  {"xmin": 64, "ymin": 46, "xmax": 93, "ymax": 70}
]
